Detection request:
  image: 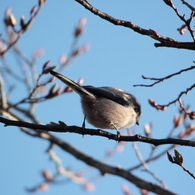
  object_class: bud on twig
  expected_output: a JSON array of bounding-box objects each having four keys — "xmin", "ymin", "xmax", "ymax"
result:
[
  {"xmin": 54, "ymin": 87, "xmax": 63, "ymax": 96},
  {"xmin": 167, "ymin": 151, "xmax": 174, "ymax": 163},
  {"xmin": 42, "ymin": 66, "xmax": 56, "ymax": 74},
  {"xmin": 64, "ymin": 86, "xmax": 73, "ymax": 93},
  {"xmin": 78, "ymin": 77, "xmax": 84, "ymax": 85},
  {"xmin": 48, "ymin": 77, "xmax": 56, "ymax": 83},
  {"xmin": 174, "ymin": 149, "xmax": 183, "ymax": 165},
  {"xmin": 58, "ymin": 121, "xmax": 67, "ymax": 127},
  {"xmin": 9, "ymin": 14, "xmax": 16, "ymax": 27},
  {"xmin": 48, "ymin": 83, "xmax": 58, "ymax": 95},
  {"xmin": 42, "ymin": 170, "xmax": 53, "ymax": 181},
  {"xmin": 42, "ymin": 60, "xmax": 51, "ymax": 70},
  {"xmin": 157, "ymin": 105, "xmax": 166, "ymax": 111},
  {"xmin": 37, "ymin": 183, "xmax": 49, "ymax": 191},
  {"xmin": 20, "ymin": 16, "xmax": 25, "ymax": 28},
  {"xmin": 189, "ymin": 112, "xmax": 195, "ymax": 120},
  {"xmin": 163, "ymin": 0, "xmax": 173, "ymax": 7},
  {"xmin": 39, "ymin": 0, "xmax": 46, "ymax": 7},
  {"xmin": 144, "ymin": 124, "xmax": 151, "ymax": 136},
  {"xmin": 30, "ymin": 6, "xmax": 37, "ymax": 15},
  {"xmin": 173, "ymin": 114, "xmax": 183, "ymax": 128},
  {"xmin": 23, "ymin": 17, "xmax": 34, "ymax": 31},
  {"xmin": 59, "ymin": 54, "xmax": 67, "ymax": 64},
  {"xmin": 149, "ymin": 29, "xmax": 160, "ymax": 40},
  {"xmin": 148, "ymin": 99, "xmax": 157, "ymax": 107}
]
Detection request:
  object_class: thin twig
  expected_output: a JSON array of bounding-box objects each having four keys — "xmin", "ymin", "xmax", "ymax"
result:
[
  {"xmin": 134, "ymin": 65, "xmax": 195, "ymax": 87},
  {"xmin": 158, "ymin": 83, "xmax": 195, "ymax": 108},
  {"xmin": 181, "ymin": 0, "xmax": 195, "ymax": 12},
  {"xmin": 128, "ymin": 130, "xmax": 166, "ymax": 188}
]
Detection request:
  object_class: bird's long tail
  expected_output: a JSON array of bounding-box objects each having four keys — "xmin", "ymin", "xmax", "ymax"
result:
[{"xmin": 49, "ymin": 70, "xmax": 93, "ymax": 97}]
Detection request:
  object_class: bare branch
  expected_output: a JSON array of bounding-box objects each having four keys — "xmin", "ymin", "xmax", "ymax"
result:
[
  {"xmin": 157, "ymin": 83, "xmax": 195, "ymax": 110},
  {"xmin": 181, "ymin": 0, "xmax": 195, "ymax": 12},
  {"xmin": 1, "ymin": 116, "xmax": 195, "ymax": 146},
  {"xmin": 31, "ymin": 130, "xmax": 177, "ymax": 195},
  {"xmin": 163, "ymin": 0, "xmax": 195, "ymax": 41},
  {"xmin": 75, "ymin": 0, "xmax": 195, "ymax": 50},
  {"xmin": 0, "ymin": 1, "xmax": 45, "ymax": 56},
  {"xmin": 134, "ymin": 65, "xmax": 195, "ymax": 87},
  {"xmin": 167, "ymin": 150, "xmax": 195, "ymax": 179},
  {"xmin": 128, "ymin": 130, "xmax": 166, "ymax": 187}
]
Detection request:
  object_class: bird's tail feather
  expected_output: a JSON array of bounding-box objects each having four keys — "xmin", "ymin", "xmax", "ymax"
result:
[{"xmin": 49, "ymin": 70, "xmax": 93, "ymax": 97}]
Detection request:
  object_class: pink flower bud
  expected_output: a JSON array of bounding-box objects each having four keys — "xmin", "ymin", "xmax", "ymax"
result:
[
  {"xmin": 5, "ymin": 7, "xmax": 12, "ymax": 16},
  {"xmin": 42, "ymin": 170, "xmax": 53, "ymax": 181},
  {"xmin": 148, "ymin": 99, "xmax": 157, "ymax": 107},
  {"xmin": 30, "ymin": 6, "xmax": 37, "ymax": 15},
  {"xmin": 78, "ymin": 77, "xmax": 84, "ymax": 85},
  {"xmin": 37, "ymin": 183, "xmax": 49, "ymax": 191},
  {"xmin": 55, "ymin": 87, "xmax": 63, "ymax": 95},
  {"xmin": 42, "ymin": 60, "xmax": 51, "ymax": 69},
  {"xmin": 64, "ymin": 86, "xmax": 73, "ymax": 93},
  {"xmin": 80, "ymin": 17, "xmax": 87, "ymax": 26},
  {"xmin": 122, "ymin": 184, "xmax": 129, "ymax": 195},
  {"xmin": 49, "ymin": 77, "xmax": 56, "ymax": 82},
  {"xmin": 178, "ymin": 130, "xmax": 185, "ymax": 139},
  {"xmin": 116, "ymin": 141, "xmax": 124, "ymax": 152},
  {"xmin": 167, "ymin": 151, "xmax": 173, "ymax": 163},
  {"xmin": 83, "ymin": 183, "xmax": 95, "ymax": 192},
  {"xmin": 33, "ymin": 48, "xmax": 44, "ymax": 57},
  {"xmin": 140, "ymin": 189, "xmax": 148, "ymax": 195},
  {"xmin": 59, "ymin": 54, "xmax": 67, "ymax": 64}
]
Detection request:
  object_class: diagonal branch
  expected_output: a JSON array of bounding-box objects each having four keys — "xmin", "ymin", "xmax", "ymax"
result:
[
  {"xmin": 181, "ymin": 0, "xmax": 195, "ymax": 11},
  {"xmin": 32, "ymin": 131, "xmax": 177, "ymax": 195},
  {"xmin": 75, "ymin": 0, "xmax": 195, "ymax": 50}
]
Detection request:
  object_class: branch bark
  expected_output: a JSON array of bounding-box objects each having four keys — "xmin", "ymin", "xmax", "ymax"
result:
[
  {"xmin": 74, "ymin": 0, "xmax": 195, "ymax": 50},
  {"xmin": 32, "ymin": 130, "xmax": 177, "ymax": 195},
  {"xmin": 1, "ymin": 116, "xmax": 195, "ymax": 146}
]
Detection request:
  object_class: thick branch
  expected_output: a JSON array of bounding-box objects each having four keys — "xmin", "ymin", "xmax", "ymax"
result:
[
  {"xmin": 1, "ymin": 116, "xmax": 195, "ymax": 146},
  {"xmin": 32, "ymin": 131, "xmax": 177, "ymax": 195},
  {"xmin": 74, "ymin": 0, "xmax": 195, "ymax": 50}
]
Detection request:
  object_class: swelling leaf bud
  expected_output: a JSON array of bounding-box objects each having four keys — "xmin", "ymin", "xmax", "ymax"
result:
[
  {"xmin": 167, "ymin": 151, "xmax": 174, "ymax": 163},
  {"xmin": 174, "ymin": 149, "xmax": 183, "ymax": 165},
  {"xmin": 9, "ymin": 14, "xmax": 16, "ymax": 26}
]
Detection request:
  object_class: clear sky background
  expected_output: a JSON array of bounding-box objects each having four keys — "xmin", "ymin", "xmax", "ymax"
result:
[{"xmin": 0, "ymin": 0, "xmax": 195, "ymax": 195}]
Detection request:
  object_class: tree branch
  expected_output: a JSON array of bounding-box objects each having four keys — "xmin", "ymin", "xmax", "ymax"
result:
[
  {"xmin": 1, "ymin": 116, "xmax": 195, "ymax": 146},
  {"xmin": 134, "ymin": 65, "xmax": 195, "ymax": 87},
  {"xmin": 31, "ymin": 131, "xmax": 177, "ymax": 195},
  {"xmin": 74, "ymin": 0, "xmax": 195, "ymax": 50}
]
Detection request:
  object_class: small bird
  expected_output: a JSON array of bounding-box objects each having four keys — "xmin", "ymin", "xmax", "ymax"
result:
[{"xmin": 50, "ymin": 70, "xmax": 141, "ymax": 138}]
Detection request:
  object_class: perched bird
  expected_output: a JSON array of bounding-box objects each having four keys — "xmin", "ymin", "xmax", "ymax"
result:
[{"xmin": 50, "ymin": 70, "xmax": 141, "ymax": 138}]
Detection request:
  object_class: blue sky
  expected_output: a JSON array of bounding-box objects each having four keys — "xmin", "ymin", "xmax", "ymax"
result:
[{"xmin": 0, "ymin": 0, "xmax": 195, "ymax": 195}]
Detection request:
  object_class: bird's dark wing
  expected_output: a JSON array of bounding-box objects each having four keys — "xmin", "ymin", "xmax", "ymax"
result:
[{"xmin": 83, "ymin": 86, "xmax": 131, "ymax": 106}]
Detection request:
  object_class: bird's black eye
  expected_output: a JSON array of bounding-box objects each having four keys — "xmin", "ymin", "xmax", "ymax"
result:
[{"xmin": 134, "ymin": 107, "xmax": 139, "ymax": 113}]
